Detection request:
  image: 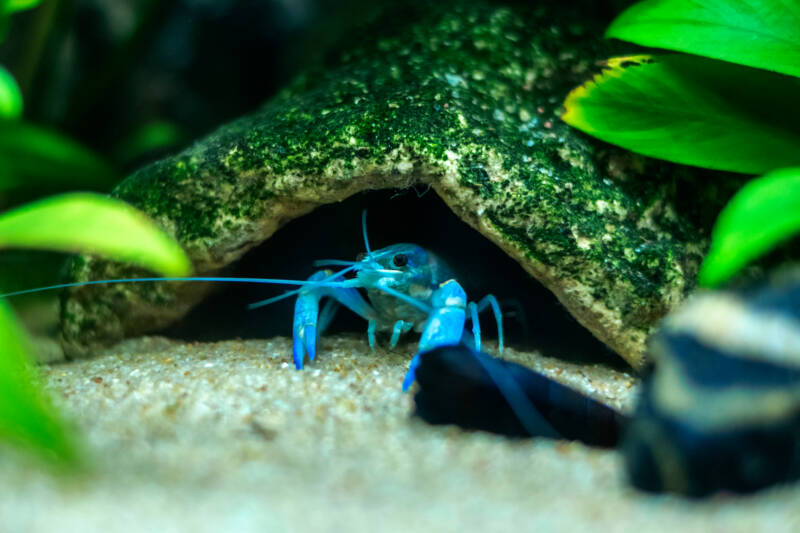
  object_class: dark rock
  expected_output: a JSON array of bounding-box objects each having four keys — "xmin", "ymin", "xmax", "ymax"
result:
[
  {"xmin": 623, "ymin": 272, "xmax": 800, "ymax": 496},
  {"xmin": 413, "ymin": 345, "xmax": 627, "ymax": 447}
]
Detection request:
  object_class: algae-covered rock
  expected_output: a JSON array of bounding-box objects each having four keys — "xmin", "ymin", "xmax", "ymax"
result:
[{"xmin": 61, "ymin": 0, "xmax": 726, "ymax": 367}]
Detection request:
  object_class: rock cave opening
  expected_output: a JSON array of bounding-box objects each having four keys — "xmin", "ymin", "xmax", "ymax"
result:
[{"xmin": 162, "ymin": 188, "xmax": 628, "ymax": 369}]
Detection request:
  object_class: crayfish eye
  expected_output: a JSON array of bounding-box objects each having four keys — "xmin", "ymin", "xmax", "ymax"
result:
[{"xmin": 392, "ymin": 253, "xmax": 408, "ymax": 268}]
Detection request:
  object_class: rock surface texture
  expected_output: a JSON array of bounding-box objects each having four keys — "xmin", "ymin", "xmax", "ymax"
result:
[{"xmin": 61, "ymin": 0, "xmax": 725, "ymax": 367}]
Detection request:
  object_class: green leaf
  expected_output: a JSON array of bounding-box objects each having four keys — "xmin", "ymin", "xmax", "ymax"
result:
[
  {"xmin": 0, "ymin": 65, "xmax": 22, "ymax": 119},
  {"xmin": 607, "ymin": 0, "xmax": 800, "ymax": 78},
  {"xmin": 3, "ymin": 0, "xmax": 41, "ymax": 13},
  {"xmin": 0, "ymin": 193, "xmax": 192, "ymax": 276},
  {"xmin": 562, "ymin": 54, "xmax": 800, "ymax": 174},
  {"xmin": 0, "ymin": 121, "xmax": 118, "ymax": 191},
  {"xmin": 699, "ymin": 167, "xmax": 800, "ymax": 286},
  {"xmin": 0, "ymin": 298, "xmax": 78, "ymax": 463}
]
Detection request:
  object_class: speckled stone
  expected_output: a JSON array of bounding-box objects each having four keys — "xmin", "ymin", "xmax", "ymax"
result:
[
  {"xmin": 2, "ymin": 336, "xmax": 799, "ymax": 532},
  {"xmin": 59, "ymin": 0, "xmax": 736, "ymax": 367}
]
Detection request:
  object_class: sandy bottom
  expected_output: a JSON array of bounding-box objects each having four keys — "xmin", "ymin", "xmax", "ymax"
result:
[{"xmin": 1, "ymin": 336, "xmax": 798, "ymax": 532}]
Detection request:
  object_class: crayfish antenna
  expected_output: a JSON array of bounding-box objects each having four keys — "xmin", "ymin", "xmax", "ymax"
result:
[
  {"xmin": 312, "ymin": 259, "xmax": 358, "ymax": 268},
  {"xmin": 361, "ymin": 209, "xmax": 373, "ymax": 259},
  {"xmin": 0, "ymin": 276, "xmax": 355, "ymax": 299},
  {"xmin": 247, "ymin": 264, "xmax": 360, "ymax": 310},
  {"xmin": 467, "ymin": 349, "xmax": 560, "ymax": 439}
]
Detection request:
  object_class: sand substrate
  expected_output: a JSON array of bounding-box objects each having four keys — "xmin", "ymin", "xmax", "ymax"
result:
[{"xmin": 1, "ymin": 336, "xmax": 799, "ymax": 532}]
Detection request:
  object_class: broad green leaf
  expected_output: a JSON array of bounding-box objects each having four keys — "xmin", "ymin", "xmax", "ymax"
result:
[
  {"xmin": 4, "ymin": 0, "xmax": 41, "ymax": 13},
  {"xmin": 699, "ymin": 167, "xmax": 800, "ymax": 287},
  {"xmin": 0, "ymin": 298, "xmax": 78, "ymax": 463},
  {"xmin": 607, "ymin": 0, "xmax": 800, "ymax": 78},
  {"xmin": 0, "ymin": 121, "xmax": 118, "ymax": 191},
  {"xmin": 0, "ymin": 65, "xmax": 21, "ymax": 118},
  {"xmin": 562, "ymin": 54, "xmax": 800, "ymax": 174},
  {"xmin": 0, "ymin": 193, "xmax": 192, "ymax": 276}
]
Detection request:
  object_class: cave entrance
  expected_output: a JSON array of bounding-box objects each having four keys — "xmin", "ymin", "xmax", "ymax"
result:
[{"xmin": 162, "ymin": 188, "xmax": 625, "ymax": 368}]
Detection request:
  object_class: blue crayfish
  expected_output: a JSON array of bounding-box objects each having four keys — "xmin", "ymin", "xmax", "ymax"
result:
[
  {"xmin": 5, "ymin": 211, "xmax": 503, "ymax": 390},
  {"xmin": 274, "ymin": 211, "xmax": 504, "ymax": 389}
]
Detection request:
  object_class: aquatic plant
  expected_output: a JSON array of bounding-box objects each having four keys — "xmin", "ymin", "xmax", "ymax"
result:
[
  {"xmin": 0, "ymin": 197, "xmax": 191, "ymax": 464},
  {"xmin": 0, "ymin": 1, "xmax": 191, "ymax": 464},
  {"xmin": 0, "ymin": 4, "xmax": 118, "ymax": 196},
  {"xmin": 562, "ymin": 0, "xmax": 800, "ymax": 286}
]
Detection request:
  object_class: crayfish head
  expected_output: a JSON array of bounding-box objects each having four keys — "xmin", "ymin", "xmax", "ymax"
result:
[{"xmin": 355, "ymin": 243, "xmax": 437, "ymax": 291}]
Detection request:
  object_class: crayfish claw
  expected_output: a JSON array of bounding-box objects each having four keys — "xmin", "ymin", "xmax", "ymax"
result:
[
  {"xmin": 292, "ymin": 321, "xmax": 318, "ymax": 369},
  {"xmin": 293, "ymin": 275, "xmax": 324, "ymax": 369},
  {"xmin": 305, "ymin": 325, "xmax": 317, "ymax": 362},
  {"xmin": 290, "ymin": 269, "xmax": 375, "ymax": 369},
  {"xmin": 293, "ymin": 333, "xmax": 306, "ymax": 370}
]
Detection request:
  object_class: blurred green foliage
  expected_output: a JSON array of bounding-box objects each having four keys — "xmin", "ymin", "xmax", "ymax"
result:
[
  {"xmin": 0, "ymin": 192, "xmax": 192, "ymax": 465},
  {"xmin": 0, "ymin": 65, "xmax": 22, "ymax": 117},
  {"xmin": 0, "ymin": 296, "xmax": 78, "ymax": 464},
  {"xmin": 7, "ymin": 0, "xmax": 43, "ymax": 12},
  {"xmin": 700, "ymin": 168, "xmax": 800, "ymax": 286},
  {"xmin": 562, "ymin": 0, "xmax": 800, "ymax": 286},
  {"xmin": 0, "ymin": 193, "xmax": 191, "ymax": 275},
  {"xmin": 562, "ymin": 54, "xmax": 800, "ymax": 174},
  {"xmin": 0, "ymin": 1, "xmax": 190, "ymax": 466},
  {"xmin": 606, "ymin": 0, "xmax": 800, "ymax": 78},
  {"xmin": 0, "ymin": 1, "xmax": 119, "ymax": 203},
  {"xmin": 0, "ymin": 121, "xmax": 116, "ymax": 191},
  {"xmin": 0, "ymin": 1, "xmax": 34, "ymax": 118}
]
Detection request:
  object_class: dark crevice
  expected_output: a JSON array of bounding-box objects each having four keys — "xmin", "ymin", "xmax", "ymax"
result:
[{"xmin": 161, "ymin": 188, "xmax": 628, "ymax": 369}]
